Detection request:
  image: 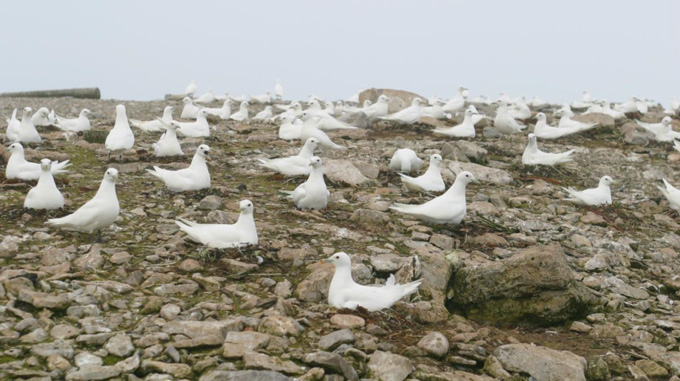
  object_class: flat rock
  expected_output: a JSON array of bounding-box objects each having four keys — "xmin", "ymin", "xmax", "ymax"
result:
[
  {"xmin": 494, "ymin": 343, "xmax": 587, "ymax": 381},
  {"xmin": 367, "ymin": 351, "xmax": 413, "ymax": 381}
]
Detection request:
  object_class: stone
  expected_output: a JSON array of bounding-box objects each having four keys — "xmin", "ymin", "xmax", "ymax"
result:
[
  {"xmin": 198, "ymin": 195, "xmax": 222, "ymax": 210},
  {"xmin": 177, "ymin": 258, "xmax": 203, "ymax": 272},
  {"xmin": 367, "ymin": 351, "xmax": 413, "ymax": 381},
  {"xmin": 50, "ymin": 324, "xmax": 81, "ymax": 340},
  {"xmin": 162, "ymin": 319, "xmax": 243, "ymax": 340},
  {"xmin": 350, "ymin": 209, "xmax": 390, "ymax": 224},
  {"xmin": 318, "ymin": 329, "xmax": 356, "ymax": 351},
  {"xmin": 21, "ymin": 328, "xmax": 49, "ymax": 343},
  {"xmin": 258, "ymin": 315, "xmax": 300, "ymax": 336},
  {"xmin": 65, "ymin": 365, "xmax": 121, "ymax": 381},
  {"xmin": 223, "ymin": 331, "xmax": 271, "ymax": 357},
  {"xmin": 584, "ymin": 254, "xmax": 608, "ymax": 272},
  {"xmin": 324, "ymin": 159, "xmax": 374, "ymax": 186},
  {"xmin": 494, "ymin": 343, "xmax": 586, "ymax": 381},
  {"xmin": 483, "ymin": 355, "xmax": 511, "ymax": 379},
  {"xmin": 30, "ymin": 340, "xmax": 74, "ymax": 359},
  {"xmin": 73, "ymin": 245, "xmax": 105, "ymax": 271},
  {"xmin": 199, "ymin": 370, "xmax": 291, "ymax": 381},
  {"xmin": 635, "ymin": 359, "xmax": 669, "ymax": 377},
  {"xmin": 159, "ymin": 304, "xmax": 181, "ymax": 320},
  {"xmin": 429, "ymin": 234, "xmax": 455, "ymax": 250},
  {"xmin": 444, "ymin": 161, "xmax": 513, "ymax": 185},
  {"xmin": 370, "ymin": 254, "xmax": 406, "ymax": 272},
  {"xmin": 330, "ymin": 314, "xmax": 365, "ymax": 329},
  {"xmin": 585, "ymin": 356, "xmax": 610, "ymax": 381},
  {"xmin": 74, "ymin": 353, "xmax": 103, "ymax": 367},
  {"xmin": 142, "ymin": 360, "xmax": 192, "ymax": 379},
  {"xmin": 572, "ymin": 113, "xmax": 615, "ymax": 129},
  {"xmin": 46, "ymin": 354, "xmax": 71, "ymax": 372},
  {"xmin": 621, "ymin": 122, "xmax": 655, "ymax": 145},
  {"xmin": 304, "ymin": 351, "xmax": 359, "ymax": 381},
  {"xmin": 454, "ymin": 141, "xmax": 488, "ymax": 164},
  {"xmin": 417, "ymin": 332, "xmax": 449, "ymax": 358},
  {"xmin": 449, "ymin": 244, "xmax": 596, "ymax": 326},
  {"xmin": 243, "ymin": 352, "xmax": 303, "ymax": 375},
  {"xmin": 109, "ymin": 251, "xmax": 131, "ymax": 264},
  {"xmin": 359, "ymin": 88, "xmax": 426, "ymax": 114},
  {"xmin": 104, "ymin": 333, "xmax": 134, "ymax": 357}
]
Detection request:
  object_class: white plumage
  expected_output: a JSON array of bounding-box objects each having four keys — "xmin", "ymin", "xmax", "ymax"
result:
[
  {"xmin": 522, "ymin": 133, "xmax": 575, "ymax": 166},
  {"xmin": 533, "ymin": 112, "xmax": 596, "ymax": 140},
  {"xmin": 31, "ymin": 107, "xmax": 55, "ymax": 127},
  {"xmin": 175, "ymin": 109, "xmax": 211, "ymax": 138},
  {"xmin": 433, "ymin": 108, "xmax": 478, "ymax": 138},
  {"xmin": 494, "ymin": 104, "xmax": 526, "ymax": 136},
  {"xmin": 390, "ymin": 171, "xmax": 476, "ymax": 224},
  {"xmin": 130, "ymin": 106, "xmax": 174, "ymax": 132},
  {"xmin": 105, "ymin": 104, "xmax": 135, "ymax": 151},
  {"xmin": 398, "ymin": 154, "xmax": 446, "ymax": 192},
  {"xmin": 54, "ymin": 109, "xmax": 91, "ymax": 132},
  {"xmin": 181, "ymin": 97, "xmax": 201, "ymax": 119},
  {"xmin": 325, "ymin": 252, "xmax": 422, "ymax": 312},
  {"xmin": 258, "ymin": 137, "xmax": 318, "ymax": 176},
  {"xmin": 389, "ymin": 148, "xmax": 423, "ymax": 173},
  {"xmin": 283, "ymin": 156, "xmax": 330, "ymax": 210},
  {"xmin": 24, "ymin": 159, "xmax": 65, "ymax": 210},
  {"xmin": 176, "ymin": 200, "xmax": 258, "ymax": 249},
  {"xmin": 152, "ymin": 120, "xmax": 184, "ymax": 157},
  {"xmin": 203, "ymin": 99, "xmax": 232, "ymax": 120},
  {"xmin": 17, "ymin": 107, "xmax": 42, "ymax": 143},
  {"xmin": 46, "ymin": 168, "xmax": 120, "ymax": 235},
  {"xmin": 299, "ymin": 113, "xmax": 345, "ymax": 149},
  {"xmin": 5, "ymin": 108, "xmax": 19, "ymax": 141},
  {"xmin": 5, "ymin": 143, "xmax": 71, "ymax": 180},
  {"xmin": 658, "ymin": 179, "xmax": 680, "ymax": 212},
  {"xmin": 147, "ymin": 144, "xmax": 211, "ymax": 192},
  {"xmin": 562, "ymin": 176, "xmax": 613, "ymax": 206},
  {"xmin": 253, "ymin": 106, "xmax": 274, "ymax": 121},
  {"xmin": 380, "ymin": 98, "xmax": 424, "ymax": 125},
  {"xmin": 278, "ymin": 114, "xmax": 303, "ymax": 140},
  {"xmin": 230, "ymin": 101, "xmax": 250, "ymax": 122},
  {"xmin": 184, "ymin": 80, "xmax": 197, "ymax": 96}
]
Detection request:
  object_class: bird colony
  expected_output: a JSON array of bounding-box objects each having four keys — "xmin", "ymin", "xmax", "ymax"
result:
[{"xmin": 1, "ymin": 82, "xmax": 680, "ymax": 380}]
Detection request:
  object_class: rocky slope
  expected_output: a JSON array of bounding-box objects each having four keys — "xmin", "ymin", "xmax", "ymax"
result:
[{"xmin": 1, "ymin": 94, "xmax": 680, "ymax": 380}]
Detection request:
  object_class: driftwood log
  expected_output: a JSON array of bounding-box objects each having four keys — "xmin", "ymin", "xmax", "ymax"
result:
[{"xmin": 0, "ymin": 87, "xmax": 101, "ymax": 99}]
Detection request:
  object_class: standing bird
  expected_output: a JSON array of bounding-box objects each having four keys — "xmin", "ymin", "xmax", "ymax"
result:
[
  {"xmin": 494, "ymin": 104, "xmax": 526, "ymax": 137},
  {"xmin": 522, "ymin": 133, "xmax": 575, "ymax": 166},
  {"xmin": 24, "ymin": 159, "xmax": 65, "ymax": 210},
  {"xmin": 5, "ymin": 143, "xmax": 70, "ymax": 180},
  {"xmin": 379, "ymin": 98, "xmax": 425, "ymax": 125},
  {"xmin": 389, "ymin": 148, "xmax": 423, "ymax": 173},
  {"xmin": 5, "ymin": 108, "xmax": 19, "ymax": 141},
  {"xmin": 105, "ymin": 105, "xmax": 135, "ymax": 159},
  {"xmin": 275, "ymin": 79, "xmax": 284, "ymax": 100},
  {"xmin": 176, "ymin": 200, "xmax": 258, "ymax": 248},
  {"xmin": 390, "ymin": 171, "xmax": 477, "ymax": 224},
  {"xmin": 258, "ymin": 137, "xmax": 319, "ymax": 176},
  {"xmin": 46, "ymin": 168, "xmax": 120, "ymax": 241},
  {"xmin": 153, "ymin": 121, "xmax": 184, "ymax": 157},
  {"xmin": 562, "ymin": 176, "xmax": 613, "ymax": 206},
  {"xmin": 184, "ymin": 80, "xmax": 197, "ymax": 96},
  {"xmin": 324, "ymin": 252, "xmax": 422, "ymax": 311},
  {"xmin": 130, "ymin": 106, "xmax": 174, "ymax": 132},
  {"xmin": 17, "ymin": 107, "xmax": 42, "ymax": 143},
  {"xmin": 147, "ymin": 145, "xmax": 211, "ymax": 192},
  {"xmin": 283, "ymin": 156, "xmax": 330, "ymax": 210},
  {"xmin": 398, "ymin": 154, "xmax": 446, "ymax": 192}
]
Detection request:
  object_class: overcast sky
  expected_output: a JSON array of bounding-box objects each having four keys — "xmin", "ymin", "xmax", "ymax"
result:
[{"xmin": 0, "ymin": 0, "xmax": 677, "ymax": 105}]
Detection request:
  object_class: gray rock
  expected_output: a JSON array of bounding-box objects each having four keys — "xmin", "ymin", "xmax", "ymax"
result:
[
  {"xmin": 243, "ymin": 352, "xmax": 303, "ymax": 375},
  {"xmin": 494, "ymin": 343, "xmax": 587, "ymax": 381},
  {"xmin": 141, "ymin": 360, "xmax": 192, "ymax": 378},
  {"xmin": 444, "ymin": 161, "xmax": 512, "ymax": 185},
  {"xmin": 367, "ymin": 351, "xmax": 413, "ymax": 381},
  {"xmin": 199, "ymin": 195, "xmax": 222, "ymax": 210},
  {"xmin": 199, "ymin": 370, "xmax": 291, "ymax": 381},
  {"xmin": 318, "ymin": 329, "xmax": 356, "ymax": 351},
  {"xmin": 74, "ymin": 353, "xmax": 103, "ymax": 367},
  {"xmin": 304, "ymin": 351, "xmax": 359, "ymax": 381},
  {"xmin": 30, "ymin": 340, "xmax": 75, "ymax": 359},
  {"xmin": 454, "ymin": 141, "xmax": 487, "ymax": 163},
  {"xmin": 449, "ymin": 244, "xmax": 597, "ymax": 326},
  {"xmin": 359, "ymin": 88, "xmax": 426, "ymax": 114},
  {"xmin": 324, "ymin": 159, "xmax": 374, "ymax": 186},
  {"xmin": 370, "ymin": 254, "xmax": 406, "ymax": 272},
  {"xmin": 104, "ymin": 333, "xmax": 134, "ymax": 357},
  {"xmin": 162, "ymin": 319, "xmax": 243, "ymax": 340},
  {"xmin": 621, "ymin": 122, "xmax": 654, "ymax": 145},
  {"xmin": 416, "ymin": 332, "xmax": 449, "ymax": 358},
  {"xmin": 65, "ymin": 365, "xmax": 121, "ymax": 381},
  {"xmin": 572, "ymin": 113, "xmax": 615, "ymax": 129}
]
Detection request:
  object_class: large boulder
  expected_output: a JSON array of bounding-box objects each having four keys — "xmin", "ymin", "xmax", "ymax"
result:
[
  {"xmin": 324, "ymin": 160, "xmax": 375, "ymax": 187},
  {"xmin": 448, "ymin": 244, "xmax": 597, "ymax": 326},
  {"xmin": 494, "ymin": 343, "xmax": 587, "ymax": 381},
  {"xmin": 572, "ymin": 113, "xmax": 615, "ymax": 130},
  {"xmin": 359, "ymin": 88, "xmax": 426, "ymax": 114},
  {"xmin": 444, "ymin": 162, "xmax": 513, "ymax": 185},
  {"xmin": 621, "ymin": 122, "xmax": 654, "ymax": 145}
]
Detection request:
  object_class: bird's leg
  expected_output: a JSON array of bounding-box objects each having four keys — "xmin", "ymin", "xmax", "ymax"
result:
[
  {"xmin": 97, "ymin": 230, "xmax": 103, "ymax": 243},
  {"xmin": 107, "ymin": 151, "xmax": 111, "ymax": 163}
]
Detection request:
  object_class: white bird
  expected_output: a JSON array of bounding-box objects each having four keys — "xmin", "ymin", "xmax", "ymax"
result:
[
  {"xmin": 674, "ymin": 140, "xmax": 680, "ymax": 154},
  {"xmin": 443, "ymin": 87, "xmax": 467, "ymax": 114},
  {"xmin": 46, "ymin": 168, "xmax": 120, "ymax": 239},
  {"xmin": 5, "ymin": 108, "xmax": 19, "ymax": 141},
  {"xmin": 147, "ymin": 144, "xmax": 211, "ymax": 192},
  {"xmin": 24, "ymin": 159, "xmax": 65, "ymax": 210},
  {"xmin": 653, "ymin": 119, "xmax": 680, "ymax": 142},
  {"xmin": 230, "ymin": 101, "xmax": 250, "ymax": 122},
  {"xmin": 181, "ymin": 97, "xmax": 201, "ymax": 119},
  {"xmin": 153, "ymin": 120, "xmax": 184, "ymax": 157},
  {"xmin": 185, "ymin": 80, "xmax": 197, "ymax": 96},
  {"xmin": 533, "ymin": 112, "xmax": 596, "ymax": 139},
  {"xmin": 194, "ymin": 88, "xmax": 216, "ymax": 104},
  {"xmin": 636, "ymin": 116, "xmax": 673, "ymax": 136},
  {"xmin": 275, "ymin": 79, "xmax": 284, "ymax": 100},
  {"xmin": 494, "ymin": 104, "xmax": 526, "ymax": 137},
  {"xmin": 17, "ymin": 107, "xmax": 41, "ymax": 143},
  {"xmin": 229, "ymin": 94, "xmax": 247, "ymax": 102},
  {"xmin": 390, "ymin": 171, "xmax": 476, "ymax": 224},
  {"xmin": 176, "ymin": 200, "xmax": 258, "ymax": 249},
  {"xmin": 347, "ymin": 89, "xmax": 363, "ymax": 103},
  {"xmin": 324, "ymin": 252, "xmax": 422, "ymax": 311},
  {"xmin": 398, "ymin": 154, "xmax": 445, "ymax": 192},
  {"xmin": 664, "ymin": 98, "xmax": 679, "ymax": 115},
  {"xmin": 601, "ymin": 101, "xmax": 625, "ymax": 120},
  {"xmin": 299, "ymin": 113, "xmax": 345, "ymax": 149},
  {"xmin": 278, "ymin": 114, "xmax": 303, "ymax": 140},
  {"xmin": 556, "ymin": 109, "xmax": 597, "ymax": 130},
  {"xmin": 5, "ymin": 142, "xmax": 71, "ymax": 180},
  {"xmin": 253, "ymin": 106, "xmax": 274, "ymax": 121},
  {"xmin": 508, "ymin": 102, "xmax": 532, "ymax": 120},
  {"xmin": 380, "ymin": 98, "xmax": 424, "ymax": 125},
  {"xmin": 31, "ymin": 107, "xmax": 55, "ymax": 127},
  {"xmin": 105, "ymin": 104, "xmax": 135, "ymax": 151},
  {"xmin": 658, "ymin": 179, "xmax": 680, "ymax": 212},
  {"xmin": 175, "ymin": 109, "xmax": 211, "ymax": 138},
  {"xmin": 467, "ymin": 105, "xmax": 488, "ymax": 125},
  {"xmin": 522, "ymin": 133, "xmax": 575, "ymax": 166},
  {"xmin": 304, "ymin": 105, "xmax": 358, "ymax": 131},
  {"xmin": 250, "ymin": 91, "xmax": 271, "ymax": 104},
  {"xmin": 389, "ymin": 148, "xmax": 423, "ymax": 173},
  {"xmin": 528, "ymin": 97, "xmax": 548, "ymax": 108},
  {"xmin": 203, "ymin": 99, "xmax": 232, "ymax": 120},
  {"xmin": 283, "ymin": 156, "xmax": 330, "ymax": 210},
  {"xmin": 614, "ymin": 97, "xmax": 639, "ymax": 113},
  {"xmin": 433, "ymin": 108, "xmax": 478, "ymax": 138},
  {"xmin": 422, "ymin": 98, "xmax": 451, "ymax": 120},
  {"xmin": 130, "ymin": 106, "xmax": 174, "ymax": 132},
  {"xmin": 571, "ymin": 91, "xmax": 592, "ymax": 110},
  {"xmin": 343, "ymin": 100, "xmax": 373, "ymax": 115},
  {"xmin": 323, "ymin": 101, "xmax": 335, "ymax": 116},
  {"xmin": 54, "ymin": 109, "xmax": 91, "ymax": 132},
  {"xmin": 562, "ymin": 176, "xmax": 613, "ymax": 206},
  {"xmin": 258, "ymin": 137, "xmax": 318, "ymax": 176}
]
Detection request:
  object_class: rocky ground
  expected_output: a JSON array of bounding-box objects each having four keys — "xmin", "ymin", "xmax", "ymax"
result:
[{"xmin": 1, "ymin": 93, "xmax": 680, "ymax": 381}]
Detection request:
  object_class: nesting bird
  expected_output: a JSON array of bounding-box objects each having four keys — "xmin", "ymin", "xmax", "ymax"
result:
[
  {"xmin": 147, "ymin": 145, "xmax": 211, "ymax": 192},
  {"xmin": 23, "ymin": 159, "xmax": 65, "ymax": 210},
  {"xmin": 522, "ymin": 133, "xmax": 575, "ymax": 166},
  {"xmin": 389, "ymin": 148, "xmax": 423, "ymax": 173},
  {"xmin": 6, "ymin": 143, "xmax": 71, "ymax": 180},
  {"xmin": 562, "ymin": 176, "xmax": 613, "ymax": 206},
  {"xmin": 176, "ymin": 200, "xmax": 258, "ymax": 248},
  {"xmin": 283, "ymin": 156, "xmax": 330, "ymax": 210},
  {"xmin": 398, "ymin": 154, "xmax": 446, "ymax": 192},
  {"xmin": 258, "ymin": 137, "xmax": 319, "ymax": 176}
]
